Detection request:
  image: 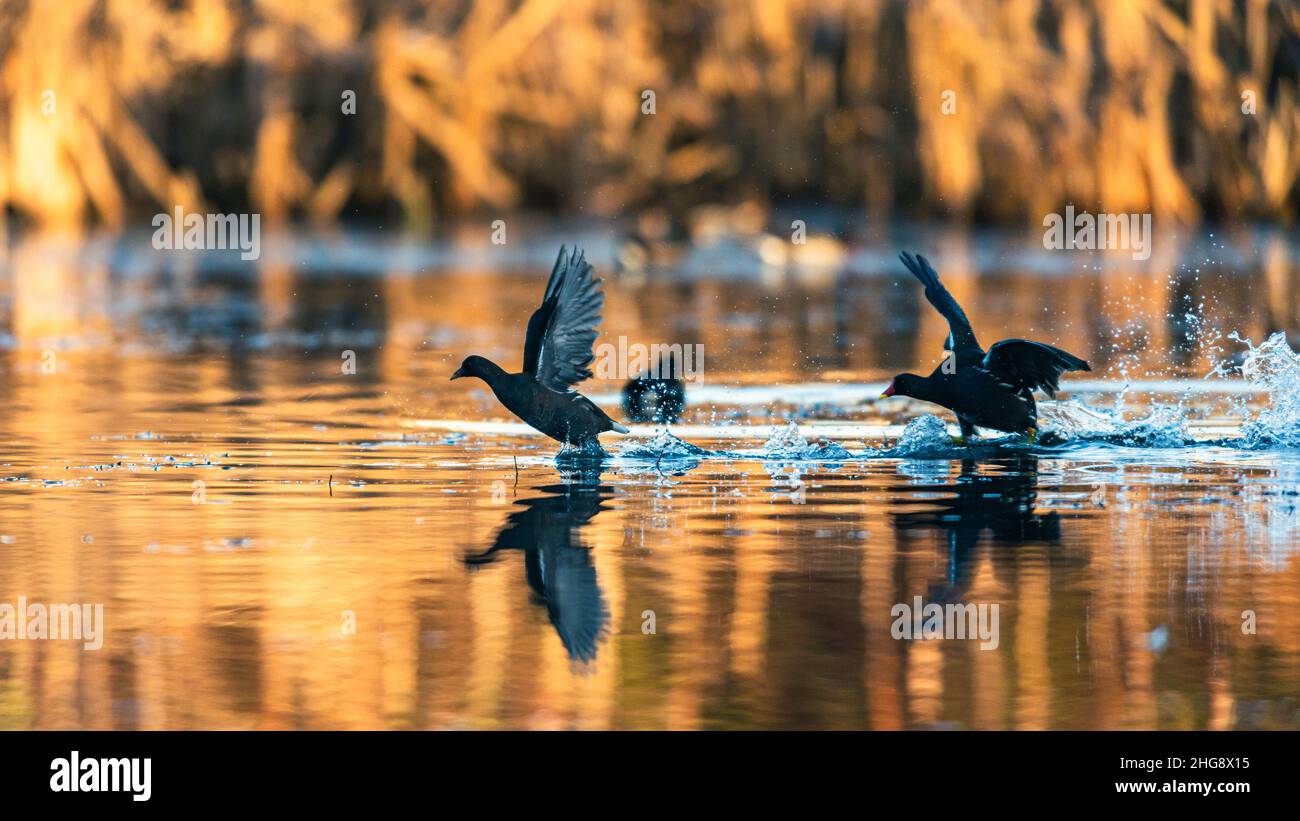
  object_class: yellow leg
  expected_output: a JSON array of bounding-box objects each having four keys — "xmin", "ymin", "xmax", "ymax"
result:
[
  {"xmin": 950, "ymin": 435, "xmax": 966, "ymax": 446},
  {"xmin": 1026, "ymin": 428, "xmax": 1037, "ymax": 445}
]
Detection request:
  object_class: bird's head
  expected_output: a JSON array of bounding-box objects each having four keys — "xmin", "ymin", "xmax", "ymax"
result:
[
  {"xmin": 881, "ymin": 373, "xmax": 924, "ymax": 400},
  {"xmin": 450, "ymin": 355, "xmax": 496, "ymax": 382}
]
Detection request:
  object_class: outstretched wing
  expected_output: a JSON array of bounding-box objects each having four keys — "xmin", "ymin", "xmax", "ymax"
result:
[
  {"xmin": 523, "ymin": 246, "xmax": 605, "ymax": 392},
  {"xmin": 899, "ymin": 251, "xmax": 982, "ymax": 358},
  {"xmin": 982, "ymin": 339, "xmax": 1090, "ymax": 398}
]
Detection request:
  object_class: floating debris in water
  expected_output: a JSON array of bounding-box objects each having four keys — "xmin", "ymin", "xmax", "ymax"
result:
[
  {"xmin": 205, "ymin": 537, "xmax": 254, "ymax": 553},
  {"xmin": 1145, "ymin": 625, "xmax": 1169, "ymax": 653}
]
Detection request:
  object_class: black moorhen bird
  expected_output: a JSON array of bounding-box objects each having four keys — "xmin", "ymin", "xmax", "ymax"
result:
[
  {"xmin": 882, "ymin": 252, "xmax": 1090, "ymax": 444},
  {"xmin": 451, "ymin": 246, "xmax": 630, "ymax": 448},
  {"xmin": 622, "ymin": 352, "xmax": 686, "ymax": 423}
]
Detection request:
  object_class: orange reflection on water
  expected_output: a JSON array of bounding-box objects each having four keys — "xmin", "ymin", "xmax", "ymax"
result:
[{"xmin": 0, "ymin": 234, "xmax": 1298, "ymax": 729}]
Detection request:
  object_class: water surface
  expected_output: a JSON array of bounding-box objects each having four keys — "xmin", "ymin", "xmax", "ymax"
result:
[{"xmin": 1, "ymin": 230, "xmax": 1298, "ymax": 729}]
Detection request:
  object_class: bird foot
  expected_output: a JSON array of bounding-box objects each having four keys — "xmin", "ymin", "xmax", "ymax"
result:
[
  {"xmin": 950, "ymin": 435, "xmax": 967, "ymax": 446},
  {"xmin": 1026, "ymin": 428, "xmax": 1038, "ymax": 445}
]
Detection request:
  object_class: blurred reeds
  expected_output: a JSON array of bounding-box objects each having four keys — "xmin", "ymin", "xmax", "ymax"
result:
[{"xmin": 0, "ymin": 0, "xmax": 1297, "ymax": 232}]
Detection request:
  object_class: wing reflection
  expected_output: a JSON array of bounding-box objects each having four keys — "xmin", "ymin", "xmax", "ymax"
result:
[{"xmin": 465, "ymin": 483, "xmax": 612, "ymax": 663}]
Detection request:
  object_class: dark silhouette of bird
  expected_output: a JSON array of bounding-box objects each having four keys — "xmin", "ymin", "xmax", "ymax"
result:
[
  {"xmin": 451, "ymin": 246, "xmax": 629, "ymax": 448},
  {"xmin": 622, "ymin": 352, "xmax": 686, "ymax": 423},
  {"xmin": 881, "ymin": 252, "xmax": 1090, "ymax": 443},
  {"xmin": 464, "ymin": 484, "xmax": 611, "ymax": 663},
  {"xmin": 893, "ymin": 456, "xmax": 1061, "ymax": 603}
]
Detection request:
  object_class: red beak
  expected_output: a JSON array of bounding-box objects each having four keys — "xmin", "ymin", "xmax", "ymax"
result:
[{"xmin": 880, "ymin": 382, "xmax": 896, "ymax": 399}]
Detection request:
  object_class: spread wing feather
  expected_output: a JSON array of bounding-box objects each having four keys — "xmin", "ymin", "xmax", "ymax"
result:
[
  {"xmin": 899, "ymin": 251, "xmax": 982, "ymax": 358},
  {"xmin": 523, "ymin": 246, "xmax": 605, "ymax": 392},
  {"xmin": 982, "ymin": 339, "xmax": 1090, "ymax": 398}
]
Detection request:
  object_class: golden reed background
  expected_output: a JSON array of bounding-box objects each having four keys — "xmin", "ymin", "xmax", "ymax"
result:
[{"xmin": 0, "ymin": 0, "xmax": 1297, "ymax": 232}]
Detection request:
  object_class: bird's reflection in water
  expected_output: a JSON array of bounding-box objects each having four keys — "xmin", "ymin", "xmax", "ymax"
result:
[
  {"xmin": 894, "ymin": 456, "xmax": 1061, "ymax": 602},
  {"xmin": 465, "ymin": 479, "xmax": 613, "ymax": 663}
]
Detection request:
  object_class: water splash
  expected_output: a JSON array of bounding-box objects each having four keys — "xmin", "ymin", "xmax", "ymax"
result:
[
  {"xmin": 1036, "ymin": 329, "xmax": 1300, "ymax": 449},
  {"xmin": 1237, "ymin": 331, "xmax": 1300, "ymax": 449},
  {"xmin": 1037, "ymin": 401, "xmax": 1190, "ymax": 448},
  {"xmin": 555, "ymin": 439, "xmax": 610, "ymax": 462},
  {"xmin": 761, "ymin": 422, "xmax": 811, "ymax": 458},
  {"xmin": 873, "ymin": 416, "xmax": 1023, "ymax": 457},
  {"xmin": 529, "ymin": 331, "xmax": 1300, "ymax": 461},
  {"xmin": 888, "ymin": 415, "xmax": 954, "ymax": 456},
  {"xmin": 615, "ymin": 429, "xmax": 713, "ymax": 460},
  {"xmin": 760, "ymin": 422, "xmax": 853, "ymax": 460},
  {"xmin": 809, "ymin": 440, "xmax": 854, "ymax": 460}
]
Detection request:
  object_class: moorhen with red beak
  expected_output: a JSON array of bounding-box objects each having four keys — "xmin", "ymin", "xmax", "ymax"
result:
[
  {"xmin": 881, "ymin": 252, "xmax": 1090, "ymax": 444},
  {"xmin": 451, "ymin": 246, "xmax": 630, "ymax": 448}
]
